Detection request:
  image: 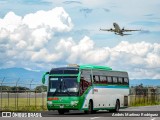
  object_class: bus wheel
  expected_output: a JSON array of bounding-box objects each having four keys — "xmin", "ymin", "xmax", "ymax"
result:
[
  {"xmin": 58, "ymin": 110, "xmax": 65, "ymax": 115},
  {"xmin": 88, "ymin": 101, "xmax": 93, "ymax": 114},
  {"xmin": 84, "ymin": 110, "xmax": 88, "ymax": 114},
  {"xmin": 109, "ymin": 100, "xmax": 120, "ymax": 112},
  {"xmin": 115, "ymin": 100, "xmax": 120, "ymax": 112},
  {"xmin": 84, "ymin": 110, "xmax": 96, "ymax": 114}
]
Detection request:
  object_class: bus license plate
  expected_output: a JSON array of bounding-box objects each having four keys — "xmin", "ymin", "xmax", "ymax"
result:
[{"xmin": 60, "ymin": 105, "xmax": 64, "ymax": 108}]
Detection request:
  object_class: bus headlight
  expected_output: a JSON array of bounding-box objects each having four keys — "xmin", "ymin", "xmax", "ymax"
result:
[
  {"xmin": 71, "ymin": 101, "xmax": 79, "ymax": 106},
  {"xmin": 47, "ymin": 101, "xmax": 52, "ymax": 105}
]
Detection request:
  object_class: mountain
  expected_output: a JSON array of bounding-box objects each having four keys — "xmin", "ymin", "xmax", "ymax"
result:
[{"xmin": 0, "ymin": 67, "xmax": 45, "ymax": 85}]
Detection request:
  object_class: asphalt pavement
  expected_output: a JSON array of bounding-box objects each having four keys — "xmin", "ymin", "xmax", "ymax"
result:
[{"xmin": 1, "ymin": 105, "xmax": 160, "ymax": 120}]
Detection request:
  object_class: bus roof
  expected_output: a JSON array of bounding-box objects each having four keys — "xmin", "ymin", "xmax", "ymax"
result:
[
  {"xmin": 79, "ymin": 64, "xmax": 112, "ymax": 70},
  {"xmin": 50, "ymin": 65, "xmax": 112, "ymax": 71},
  {"xmin": 49, "ymin": 65, "xmax": 129, "ymax": 75}
]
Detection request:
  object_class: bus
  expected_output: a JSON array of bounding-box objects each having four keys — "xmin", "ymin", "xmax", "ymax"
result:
[{"xmin": 42, "ymin": 64, "xmax": 129, "ymax": 114}]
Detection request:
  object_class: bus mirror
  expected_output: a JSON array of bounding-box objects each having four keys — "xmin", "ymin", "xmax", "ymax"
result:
[{"xmin": 42, "ymin": 72, "xmax": 49, "ymax": 84}]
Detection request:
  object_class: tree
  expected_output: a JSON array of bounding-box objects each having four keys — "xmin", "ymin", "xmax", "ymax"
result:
[
  {"xmin": 0, "ymin": 86, "xmax": 11, "ymax": 91},
  {"xmin": 10, "ymin": 86, "xmax": 30, "ymax": 92},
  {"xmin": 34, "ymin": 85, "xmax": 47, "ymax": 92}
]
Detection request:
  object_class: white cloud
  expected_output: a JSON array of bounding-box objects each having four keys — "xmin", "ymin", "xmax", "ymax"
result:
[
  {"xmin": 70, "ymin": 37, "xmax": 94, "ymax": 63},
  {"xmin": 0, "ymin": 12, "xmax": 22, "ymax": 32},
  {"xmin": 0, "ymin": 7, "xmax": 73, "ymax": 50},
  {"xmin": 0, "ymin": 7, "xmax": 73, "ymax": 68},
  {"xmin": 146, "ymin": 53, "xmax": 160, "ymax": 68},
  {"xmin": 31, "ymin": 48, "xmax": 62, "ymax": 63},
  {"xmin": 52, "ymin": 37, "xmax": 160, "ymax": 79},
  {"xmin": 0, "ymin": 7, "xmax": 160, "ymax": 79},
  {"xmin": 22, "ymin": 7, "xmax": 73, "ymax": 31},
  {"xmin": 16, "ymin": 41, "xmax": 27, "ymax": 49}
]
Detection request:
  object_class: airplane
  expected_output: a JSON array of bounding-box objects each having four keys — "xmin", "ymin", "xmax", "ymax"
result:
[{"xmin": 100, "ymin": 22, "xmax": 141, "ymax": 36}]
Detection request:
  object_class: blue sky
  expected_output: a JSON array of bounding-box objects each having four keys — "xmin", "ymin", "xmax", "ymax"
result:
[
  {"xmin": 0, "ymin": 0, "xmax": 160, "ymax": 79},
  {"xmin": 1, "ymin": 0, "xmax": 159, "ymax": 46}
]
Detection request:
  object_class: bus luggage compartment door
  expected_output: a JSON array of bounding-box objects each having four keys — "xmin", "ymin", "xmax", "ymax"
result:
[{"xmin": 124, "ymin": 96, "xmax": 128, "ymax": 106}]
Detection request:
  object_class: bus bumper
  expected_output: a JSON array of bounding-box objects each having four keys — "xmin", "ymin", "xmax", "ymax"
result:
[
  {"xmin": 47, "ymin": 103, "xmax": 79, "ymax": 110},
  {"xmin": 47, "ymin": 97, "xmax": 80, "ymax": 110}
]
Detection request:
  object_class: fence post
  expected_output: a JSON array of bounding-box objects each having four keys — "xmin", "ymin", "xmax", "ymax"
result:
[
  {"xmin": 35, "ymin": 90, "xmax": 36, "ymax": 110},
  {"xmin": 41, "ymin": 85, "xmax": 44, "ymax": 110},
  {"xmin": 27, "ymin": 90, "xmax": 29, "ymax": 110},
  {"xmin": 7, "ymin": 88, "xmax": 9, "ymax": 110},
  {"xmin": 15, "ymin": 78, "xmax": 20, "ymax": 110},
  {"xmin": 135, "ymin": 95, "xmax": 136, "ymax": 105},
  {"xmin": 0, "ymin": 77, "xmax": 5, "ymax": 111},
  {"xmin": 29, "ymin": 79, "xmax": 34, "ymax": 107}
]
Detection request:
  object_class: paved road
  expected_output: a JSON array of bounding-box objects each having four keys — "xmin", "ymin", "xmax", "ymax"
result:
[{"xmin": 1, "ymin": 105, "xmax": 160, "ymax": 120}]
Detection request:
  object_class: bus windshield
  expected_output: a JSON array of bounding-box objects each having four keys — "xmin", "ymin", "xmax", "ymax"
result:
[{"xmin": 48, "ymin": 76, "xmax": 79, "ymax": 96}]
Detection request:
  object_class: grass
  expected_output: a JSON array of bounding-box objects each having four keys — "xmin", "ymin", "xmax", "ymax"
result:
[{"xmin": 129, "ymin": 95, "xmax": 160, "ymax": 106}]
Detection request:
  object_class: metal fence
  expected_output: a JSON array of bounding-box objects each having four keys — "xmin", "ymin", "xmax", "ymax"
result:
[
  {"xmin": 0, "ymin": 77, "xmax": 160, "ymax": 111},
  {"xmin": 129, "ymin": 94, "xmax": 160, "ymax": 106},
  {"xmin": 0, "ymin": 77, "xmax": 47, "ymax": 111},
  {"xmin": 129, "ymin": 84, "xmax": 160, "ymax": 106},
  {"xmin": 0, "ymin": 91, "xmax": 47, "ymax": 111}
]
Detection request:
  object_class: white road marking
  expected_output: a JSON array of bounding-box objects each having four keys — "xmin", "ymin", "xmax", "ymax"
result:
[
  {"xmin": 151, "ymin": 118, "xmax": 156, "ymax": 120},
  {"xmin": 90, "ymin": 117, "xmax": 101, "ymax": 120}
]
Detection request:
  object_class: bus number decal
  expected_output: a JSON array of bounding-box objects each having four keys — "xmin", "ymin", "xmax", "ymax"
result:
[{"xmin": 94, "ymin": 89, "xmax": 98, "ymax": 92}]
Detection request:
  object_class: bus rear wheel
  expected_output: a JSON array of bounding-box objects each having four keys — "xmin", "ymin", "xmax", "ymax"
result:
[
  {"xmin": 109, "ymin": 100, "xmax": 120, "ymax": 112},
  {"xmin": 115, "ymin": 100, "xmax": 120, "ymax": 112}
]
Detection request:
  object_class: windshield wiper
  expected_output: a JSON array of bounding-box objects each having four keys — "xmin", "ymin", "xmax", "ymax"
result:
[
  {"xmin": 62, "ymin": 81, "xmax": 71, "ymax": 96},
  {"xmin": 52, "ymin": 82, "xmax": 61, "ymax": 96}
]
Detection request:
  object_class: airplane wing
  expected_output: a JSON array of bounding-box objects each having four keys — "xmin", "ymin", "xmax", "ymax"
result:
[
  {"xmin": 122, "ymin": 33, "xmax": 132, "ymax": 36},
  {"xmin": 117, "ymin": 33, "xmax": 132, "ymax": 36},
  {"xmin": 100, "ymin": 28, "xmax": 115, "ymax": 32},
  {"xmin": 122, "ymin": 29, "xmax": 141, "ymax": 32}
]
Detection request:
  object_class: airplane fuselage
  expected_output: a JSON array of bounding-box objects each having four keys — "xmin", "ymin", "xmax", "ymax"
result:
[{"xmin": 113, "ymin": 23, "xmax": 123, "ymax": 35}]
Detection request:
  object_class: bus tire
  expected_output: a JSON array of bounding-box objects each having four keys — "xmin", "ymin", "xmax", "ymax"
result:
[
  {"xmin": 58, "ymin": 110, "xmax": 65, "ymax": 115},
  {"xmin": 93, "ymin": 110, "xmax": 97, "ymax": 113},
  {"xmin": 109, "ymin": 100, "xmax": 120, "ymax": 112},
  {"xmin": 84, "ymin": 101, "xmax": 94, "ymax": 114},
  {"xmin": 84, "ymin": 110, "xmax": 88, "ymax": 114},
  {"xmin": 115, "ymin": 100, "xmax": 120, "ymax": 112},
  {"xmin": 88, "ymin": 101, "xmax": 93, "ymax": 114}
]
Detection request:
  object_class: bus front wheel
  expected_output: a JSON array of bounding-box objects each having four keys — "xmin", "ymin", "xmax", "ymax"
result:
[
  {"xmin": 58, "ymin": 110, "xmax": 65, "ymax": 115},
  {"xmin": 89, "ymin": 101, "xmax": 94, "ymax": 114},
  {"xmin": 84, "ymin": 101, "xmax": 94, "ymax": 114}
]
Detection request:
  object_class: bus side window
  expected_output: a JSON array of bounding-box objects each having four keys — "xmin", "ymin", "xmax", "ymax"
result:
[
  {"xmin": 107, "ymin": 76, "xmax": 112, "ymax": 84},
  {"xmin": 100, "ymin": 76, "xmax": 107, "ymax": 84},
  {"xmin": 118, "ymin": 77, "xmax": 123, "ymax": 84},
  {"xmin": 82, "ymin": 75, "xmax": 91, "ymax": 86},
  {"xmin": 113, "ymin": 77, "xmax": 118, "ymax": 84},
  {"xmin": 80, "ymin": 70, "xmax": 92, "ymax": 95},
  {"xmin": 93, "ymin": 75, "xmax": 99, "ymax": 84},
  {"xmin": 124, "ymin": 78, "xmax": 129, "ymax": 85}
]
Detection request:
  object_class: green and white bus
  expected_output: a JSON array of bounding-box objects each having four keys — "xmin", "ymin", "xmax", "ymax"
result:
[{"xmin": 42, "ymin": 64, "xmax": 129, "ymax": 114}]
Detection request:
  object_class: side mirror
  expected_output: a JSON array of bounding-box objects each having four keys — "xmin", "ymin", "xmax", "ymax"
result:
[{"xmin": 42, "ymin": 72, "xmax": 49, "ymax": 84}]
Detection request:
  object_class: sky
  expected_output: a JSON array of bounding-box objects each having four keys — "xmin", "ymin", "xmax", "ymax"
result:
[{"xmin": 0, "ymin": 0, "xmax": 160, "ymax": 79}]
